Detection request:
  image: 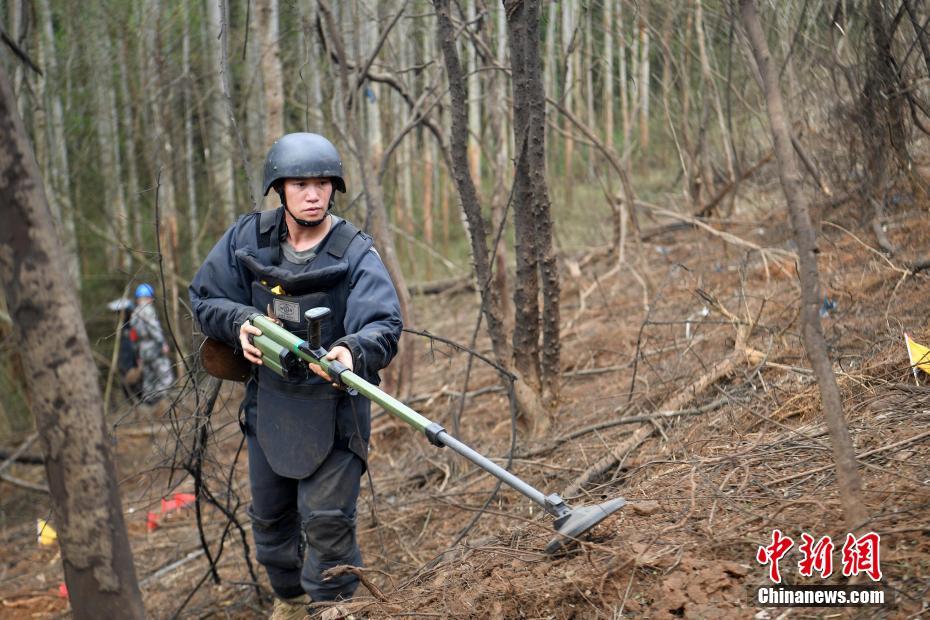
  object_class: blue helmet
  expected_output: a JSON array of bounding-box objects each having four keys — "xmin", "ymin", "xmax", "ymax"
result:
[{"xmin": 135, "ymin": 283, "xmax": 155, "ymax": 299}]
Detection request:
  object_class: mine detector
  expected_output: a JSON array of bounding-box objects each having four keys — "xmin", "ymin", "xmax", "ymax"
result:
[{"xmin": 203, "ymin": 307, "xmax": 625, "ymax": 554}]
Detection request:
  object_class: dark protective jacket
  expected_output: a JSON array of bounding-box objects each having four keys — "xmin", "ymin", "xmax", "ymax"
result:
[{"xmin": 190, "ymin": 208, "xmax": 403, "ymax": 478}]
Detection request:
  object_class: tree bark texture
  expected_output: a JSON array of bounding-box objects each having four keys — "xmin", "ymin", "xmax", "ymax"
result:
[
  {"xmin": 433, "ymin": 0, "xmax": 509, "ymax": 364},
  {"xmin": 36, "ymin": 0, "xmax": 79, "ymax": 286},
  {"xmin": 182, "ymin": 0, "xmax": 200, "ymax": 265},
  {"xmin": 0, "ymin": 60, "xmax": 145, "ymax": 620},
  {"xmin": 740, "ymin": 0, "xmax": 867, "ymax": 532},
  {"xmin": 145, "ymin": 0, "xmax": 182, "ymax": 353},
  {"xmin": 258, "ymin": 0, "xmax": 284, "ymax": 152},
  {"xmin": 505, "ymin": 0, "xmax": 561, "ymax": 405},
  {"xmin": 206, "ymin": 0, "xmax": 238, "ymax": 222},
  {"xmin": 506, "ymin": 0, "xmax": 541, "ymax": 389},
  {"xmin": 91, "ymin": 17, "xmax": 128, "ymax": 271},
  {"xmin": 465, "ymin": 0, "xmax": 481, "ymax": 181},
  {"xmin": 638, "ymin": 7, "xmax": 650, "ymax": 148}
]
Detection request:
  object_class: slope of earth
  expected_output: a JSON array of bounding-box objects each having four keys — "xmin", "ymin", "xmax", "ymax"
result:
[{"xmin": 0, "ymin": 185, "xmax": 928, "ymax": 619}]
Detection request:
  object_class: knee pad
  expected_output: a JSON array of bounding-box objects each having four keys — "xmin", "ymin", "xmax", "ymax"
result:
[
  {"xmin": 302, "ymin": 510, "xmax": 356, "ymax": 561},
  {"xmin": 248, "ymin": 506, "xmax": 302, "ymax": 570}
]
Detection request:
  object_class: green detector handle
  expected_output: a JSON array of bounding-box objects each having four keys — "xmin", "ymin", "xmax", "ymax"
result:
[{"xmin": 250, "ymin": 309, "xmax": 627, "ymax": 553}]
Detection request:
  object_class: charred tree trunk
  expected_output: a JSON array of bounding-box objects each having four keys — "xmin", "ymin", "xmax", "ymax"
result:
[
  {"xmin": 860, "ymin": 0, "xmax": 909, "ymax": 211},
  {"xmin": 740, "ymin": 0, "xmax": 867, "ymax": 533},
  {"xmin": 506, "ymin": 0, "xmax": 561, "ymax": 409},
  {"xmin": 437, "ymin": 0, "xmax": 546, "ymax": 424},
  {"xmin": 433, "ymin": 0, "xmax": 508, "ymax": 365},
  {"xmin": 507, "ymin": 0, "xmax": 541, "ymax": 391},
  {"xmin": 0, "ymin": 60, "xmax": 144, "ymax": 620}
]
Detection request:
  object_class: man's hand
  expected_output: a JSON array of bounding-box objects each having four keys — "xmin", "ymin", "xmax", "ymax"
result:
[
  {"xmin": 239, "ymin": 321, "xmax": 264, "ymax": 365},
  {"xmin": 309, "ymin": 345, "xmax": 353, "ymax": 388}
]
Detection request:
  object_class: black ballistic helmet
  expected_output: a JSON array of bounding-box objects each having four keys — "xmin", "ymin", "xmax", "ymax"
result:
[{"xmin": 262, "ymin": 133, "xmax": 347, "ymax": 196}]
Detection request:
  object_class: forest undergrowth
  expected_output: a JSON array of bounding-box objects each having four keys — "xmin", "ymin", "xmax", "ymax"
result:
[{"xmin": 1, "ymin": 182, "xmax": 928, "ymax": 619}]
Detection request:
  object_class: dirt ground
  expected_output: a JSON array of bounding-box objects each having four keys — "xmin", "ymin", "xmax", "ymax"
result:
[{"xmin": 1, "ymin": 185, "xmax": 928, "ymax": 618}]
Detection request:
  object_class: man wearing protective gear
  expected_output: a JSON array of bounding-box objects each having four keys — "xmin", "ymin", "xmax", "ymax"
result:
[
  {"xmin": 107, "ymin": 297, "xmax": 143, "ymax": 401},
  {"xmin": 189, "ymin": 133, "xmax": 402, "ymax": 616},
  {"xmin": 130, "ymin": 284, "xmax": 174, "ymax": 404}
]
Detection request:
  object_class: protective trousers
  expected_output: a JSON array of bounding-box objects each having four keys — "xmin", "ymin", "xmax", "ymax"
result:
[
  {"xmin": 138, "ymin": 341, "xmax": 174, "ymax": 403},
  {"xmin": 247, "ymin": 434, "xmax": 364, "ymax": 601}
]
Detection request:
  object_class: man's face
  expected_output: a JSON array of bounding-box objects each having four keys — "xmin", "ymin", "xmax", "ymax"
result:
[{"xmin": 283, "ymin": 177, "xmax": 332, "ymax": 225}]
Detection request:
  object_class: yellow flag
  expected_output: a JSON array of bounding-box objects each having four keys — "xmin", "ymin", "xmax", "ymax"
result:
[
  {"xmin": 905, "ymin": 333, "xmax": 930, "ymax": 375},
  {"xmin": 37, "ymin": 519, "xmax": 57, "ymax": 545}
]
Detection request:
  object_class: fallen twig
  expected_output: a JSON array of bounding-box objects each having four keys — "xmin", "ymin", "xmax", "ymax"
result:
[
  {"xmin": 1, "ymin": 471, "xmax": 48, "ymax": 493},
  {"xmin": 322, "ymin": 565, "xmax": 390, "ymax": 602},
  {"xmin": 0, "ymin": 433, "xmax": 40, "ymax": 476},
  {"xmin": 562, "ymin": 352, "xmax": 739, "ymax": 498},
  {"xmin": 140, "ymin": 550, "xmax": 205, "ymax": 588},
  {"xmin": 768, "ymin": 429, "xmax": 930, "ymax": 485}
]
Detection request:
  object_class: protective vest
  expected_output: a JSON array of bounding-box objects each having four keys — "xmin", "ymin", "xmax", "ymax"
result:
[{"xmin": 237, "ymin": 208, "xmax": 373, "ymax": 479}]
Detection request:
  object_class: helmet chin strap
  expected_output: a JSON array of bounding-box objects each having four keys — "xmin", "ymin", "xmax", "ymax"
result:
[{"xmin": 276, "ymin": 187, "xmax": 334, "ymax": 228}]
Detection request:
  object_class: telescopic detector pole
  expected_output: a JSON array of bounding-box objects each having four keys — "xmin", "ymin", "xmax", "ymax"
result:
[{"xmin": 251, "ymin": 309, "xmax": 625, "ymax": 553}]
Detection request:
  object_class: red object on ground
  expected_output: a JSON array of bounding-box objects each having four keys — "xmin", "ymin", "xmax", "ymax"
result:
[
  {"xmin": 147, "ymin": 511, "xmax": 160, "ymax": 532},
  {"xmin": 160, "ymin": 493, "xmax": 196, "ymax": 514},
  {"xmin": 58, "ymin": 582, "xmax": 68, "ymax": 599},
  {"xmin": 148, "ymin": 493, "xmax": 196, "ymax": 532}
]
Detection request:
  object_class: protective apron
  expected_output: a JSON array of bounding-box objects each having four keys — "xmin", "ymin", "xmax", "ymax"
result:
[{"xmin": 237, "ymin": 208, "xmax": 372, "ymax": 479}]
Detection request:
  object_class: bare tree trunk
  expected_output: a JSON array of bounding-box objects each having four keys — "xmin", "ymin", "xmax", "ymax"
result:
[
  {"xmin": 9, "ymin": 0, "xmax": 27, "ymax": 119},
  {"xmin": 433, "ymin": 0, "xmax": 508, "ymax": 361},
  {"xmin": 400, "ymin": 49, "xmax": 416, "ymax": 273},
  {"xmin": 603, "ymin": 0, "xmax": 615, "ymax": 152},
  {"xmin": 695, "ymin": 0, "xmax": 736, "ymax": 197},
  {"xmin": 423, "ymin": 139, "xmax": 435, "ymax": 280},
  {"xmin": 422, "ymin": 12, "xmax": 437, "ymax": 280},
  {"xmin": 91, "ymin": 17, "xmax": 129, "ymax": 271},
  {"xmin": 543, "ymin": 0, "xmax": 558, "ymax": 114},
  {"xmin": 493, "ymin": 1, "xmax": 513, "ymax": 331},
  {"xmin": 117, "ymin": 38, "xmax": 143, "ymax": 255},
  {"xmin": 741, "ymin": 0, "xmax": 867, "ymax": 533},
  {"xmin": 638, "ymin": 6, "xmax": 650, "ymax": 148},
  {"xmin": 0, "ymin": 58, "xmax": 145, "ymax": 620},
  {"xmin": 144, "ymin": 0, "xmax": 182, "ymax": 352},
  {"xmin": 506, "ymin": 0, "xmax": 561, "ymax": 411},
  {"xmin": 206, "ymin": 0, "xmax": 237, "ymax": 222},
  {"xmin": 584, "ymin": 3, "xmax": 595, "ymax": 178},
  {"xmin": 440, "ymin": 156, "xmax": 450, "ymax": 247},
  {"xmin": 466, "ymin": 0, "xmax": 481, "ymax": 181},
  {"xmin": 245, "ymin": 1, "xmax": 266, "ymax": 206},
  {"xmin": 258, "ymin": 0, "xmax": 284, "ymax": 150},
  {"xmin": 36, "ymin": 0, "xmax": 79, "ymax": 286},
  {"xmin": 510, "ymin": 10, "xmax": 541, "ymax": 391},
  {"xmin": 562, "ymin": 0, "xmax": 576, "ymax": 206},
  {"xmin": 297, "ymin": 2, "xmax": 325, "ymax": 128},
  {"xmin": 183, "ymin": 0, "xmax": 199, "ymax": 265},
  {"xmin": 258, "ymin": 0, "xmax": 285, "ymax": 211},
  {"xmin": 618, "ymin": 0, "xmax": 630, "ymax": 146},
  {"xmin": 437, "ymin": 0, "xmax": 547, "ymax": 424}
]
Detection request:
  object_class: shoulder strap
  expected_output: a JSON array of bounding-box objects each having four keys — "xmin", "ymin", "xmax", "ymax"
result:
[
  {"xmin": 256, "ymin": 208, "xmax": 283, "ymax": 249},
  {"xmin": 324, "ymin": 220, "xmax": 361, "ymax": 258}
]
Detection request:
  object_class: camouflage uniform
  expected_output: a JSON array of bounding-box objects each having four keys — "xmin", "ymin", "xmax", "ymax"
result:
[{"xmin": 130, "ymin": 302, "xmax": 174, "ymax": 403}]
